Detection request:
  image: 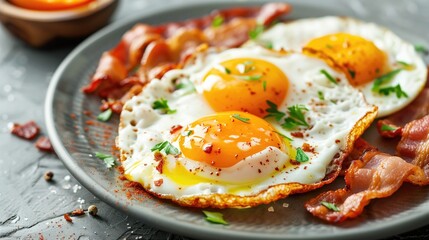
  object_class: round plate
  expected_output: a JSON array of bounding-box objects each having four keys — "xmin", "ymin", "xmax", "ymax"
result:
[{"xmin": 45, "ymin": 0, "xmax": 429, "ymax": 239}]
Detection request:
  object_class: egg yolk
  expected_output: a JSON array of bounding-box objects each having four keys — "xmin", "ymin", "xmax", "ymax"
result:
[
  {"xmin": 202, "ymin": 58, "xmax": 288, "ymax": 117},
  {"xmin": 178, "ymin": 111, "xmax": 284, "ymax": 168},
  {"xmin": 303, "ymin": 33, "xmax": 386, "ymax": 86}
]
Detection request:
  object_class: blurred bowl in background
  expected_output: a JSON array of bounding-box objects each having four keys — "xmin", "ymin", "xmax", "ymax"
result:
[{"xmin": 0, "ymin": 0, "xmax": 118, "ymax": 47}]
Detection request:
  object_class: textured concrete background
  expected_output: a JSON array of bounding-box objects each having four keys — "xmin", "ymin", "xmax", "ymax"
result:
[{"xmin": 0, "ymin": 0, "xmax": 428, "ymax": 239}]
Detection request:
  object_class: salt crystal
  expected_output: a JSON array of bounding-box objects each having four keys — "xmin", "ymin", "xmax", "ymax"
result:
[
  {"xmin": 64, "ymin": 175, "xmax": 71, "ymax": 181},
  {"xmin": 268, "ymin": 206, "xmax": 274, "ymax": 212}
]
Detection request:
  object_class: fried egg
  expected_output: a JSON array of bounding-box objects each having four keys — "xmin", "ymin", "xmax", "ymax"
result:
[
  {"xmin": 117, "ymin": 46, "xmax": 377, "ymax": 208},
  {"xmin": 253, "ymin": 16, "xmax": 427, "ymax": 117}
]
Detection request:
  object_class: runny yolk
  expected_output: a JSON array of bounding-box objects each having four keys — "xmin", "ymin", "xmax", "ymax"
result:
[
  {"xmin": 202, "ymin": 58, "xmax": 288, "ymax": 117},
  {"xmin": 303, "ymin": 33, "xmax": 386, "ymax": 86},
  {"xmin": 178, "ymin": 111, "xmax": 284, "ymax": 168}
]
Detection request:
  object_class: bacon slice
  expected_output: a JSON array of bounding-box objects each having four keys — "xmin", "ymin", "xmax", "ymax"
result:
[
  {"xmin": 82, "ymin": 3, "xmax": 292, "ymax": 103},
  {"xmin": 306, "ymin": 115, "xmax": 429, "ymax": 223}
]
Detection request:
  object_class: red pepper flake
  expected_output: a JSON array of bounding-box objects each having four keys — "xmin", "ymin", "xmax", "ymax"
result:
[
  {"xmin": 335, "ymin": 139, "xmax": 341, "ymax": 144},
  {"xmin": 154, "ymin": 152, "xmax": 164, "ymax": 161},
  {"xmin": 154, "ymin": 179, "xmax": 163, "ymax": 187},
  {"xmin": 83, "ymin": 110, "xmax": 92, "ymax": 117},
  {"xmin": 10, "ymin": 121, "xmax": 40, "ymax": 140},
  {"xmin": 85, "ymin": 120, "xmax": 95, "ymax": 126},
  {"xmin": 69, "ymin": 113, "xmax": 76, "ymax": 120},
  {"xmin": 156, "ymin": 160, "xmax": 164, "ymax": 174},
  {"xmin": 301, "ymin": 143, "xmax": 315, "ymax": 153},
  {"xmin": 170, "ymin": 125, "xmax": 183, "ymax": 134},
  {"xmin": 71, "ymin": 208, "xmax": 85, "ymax": 216},
  {"xmin": 63, "ymin": 213, "xmax": 72, "ymax": 223},
  {"xmin": 118, "ymin": 165, "xmax": 125, "ymax": 174},
  {"xmin": 203, "ymin": 143, "xmax": 213, "ymax": 153},
  {"xmin": 35, "ymin": 136, "xmax": 54, "ymax": 152},
  {"xmin": 291, "ymin": 132, "xmax": 304, "ymax": 138},
  {"xmin": 118, "ymin": 175, "xmax": 127, "ymax": 181}
]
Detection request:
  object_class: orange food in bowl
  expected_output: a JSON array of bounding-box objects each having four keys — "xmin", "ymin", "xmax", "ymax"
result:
[{"xmin": 9, "ymin": 0, "xmax": 95, "ymax": 11}]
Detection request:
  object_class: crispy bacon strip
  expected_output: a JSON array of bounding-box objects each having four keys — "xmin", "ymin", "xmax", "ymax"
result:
[
  {"xmin": 306, "ymin": 115, "xmax": 429, "ymax": 223},
  {"xmin": 82, "ymin": 3, "xmax": 292, "ymax": 103}
]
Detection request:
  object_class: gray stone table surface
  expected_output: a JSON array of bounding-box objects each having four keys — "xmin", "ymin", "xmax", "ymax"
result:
[{"xmin": 1, "ymin": 0, "xmax": 429, "ymax": 239}]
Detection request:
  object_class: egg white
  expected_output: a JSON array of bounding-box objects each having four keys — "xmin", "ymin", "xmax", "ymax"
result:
[
  {"xmin": 253, "ymin": 16, "xmax": 427, "ymax": 118},
  {"xmin": 118, "ymin": 46, "xmax": 376, "ymax": 201}
]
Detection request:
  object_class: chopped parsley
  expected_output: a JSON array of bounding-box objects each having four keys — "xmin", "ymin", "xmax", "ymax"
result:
[
  {"xmin": 152, "ymin": 98, "xmax": 177, "ymax": 114},
  {"xmin": 224, "ymin": 67, "xmax": 231, "ymax": 74},
  {"xmin": 265, "ymin": 41, "xmax": 273, "ymax": 49},
  {"xmin": 317, "ymin": 91, "xmax": 325, "ymax": 100},
  {"xmin": 414, "ymin": 44, "xmax": 428, "ymax": 55},
  {"xmin": 321, "ymin": 201, "xmax": 340, "ymax": 212},
  {"xmin": 381, "ymin": 124, "xmax": 398, "ymax": 131},
  {"xmin": 295, "ymin": 147, "xmax": 309, "ymax": 163},
  {"xmin": 320, "ymin": 69, "xmax": 338, "ymax": 85},
  {"xmin": 263, "ymin": 80, "xmax": 267, "ymax": 91},
  {"xmin": 249, "ymin": 24, "xmax": 264, "ymax": 39},
  {"xmin": 95, "ymin": 152, "xmax": 117, "ymax": 169},
  {"xmin": 202, "ymin": 211, "xmax": 228, "ymax": 225},
  {"xmin": 348, "ymin": 69, "xmax": 356, "ymax": 79},
  {"xmin": 175, "ymin": 80, "xmax": 196, "ymax": 95},
  {"xmin": 232, "ymin": 113, "xmax": 250, "ymax": 123},
  {"xmin": 371, "ymin": 69, "xmax": 402, "ymax": 91},
  {"xmin": 97, "ymin": 109, "xmax": 112, "ymax": 122},
  {"xmin": 237, "ymin": 75, "xmax": 262, "ymax": 81},
  {"xmin": 181, "ymin": 130, "xmax": 193, "ymax": 136},
  {"xmin": 211, "ymin": 15, "xmax": 224, "ymax": 28},
  {"xmin": 237, "ymin": 61, "xmax": 255, "ymax": 74},
  {"xmin": 281, "ymin": 105, "xmax": 309, "ymax": 130},
  {"xmin": 151, "ymin": 141, "xmax": 180, "ymax": 155},
  {"xmin": 397, "ymin": 61, "xmax": 415, "ymax": 70},
  {"xmin": 378, "ymin": 84, "xmax": 408, "ymax": 98},
  {"xmin": 265, "ymin": 100, "xmax": 285, "ymax": 121},
  {"xmin": 274, "ymin": 131, "xmax": 293, "ymax": 142}
]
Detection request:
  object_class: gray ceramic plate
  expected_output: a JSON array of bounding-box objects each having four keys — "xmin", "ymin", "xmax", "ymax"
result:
[{"xmin": 45, "ymin": 0, "xmax": 429, "ymax": 239}]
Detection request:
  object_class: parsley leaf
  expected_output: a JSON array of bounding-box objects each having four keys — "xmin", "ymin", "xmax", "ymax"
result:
[
  {"xmin": 181, "ymin": 130, "xmax": 193, "ymax": 136},
  {"xmin": 378, "ymin": 84, "xmax": 408, "ymax": 98},
  {"xmin": 232, "ymin": 113, "xmax": 250, "ymax": 123},
  {"xmin": 152, "ymin": 98, "xmax": 177, "ymax": 114},
  {"xmin": 320, "ymin": 69, "xmax": 338, "ymax": 85},
  {"xmin": 274, "ymin": 131, "xmax": 293, "ymax": 142},
  {"xmin": 371, "ymin": 69, "xmax": 402, "ymax": 91},
  {"xmin": 202, "ymin": 211, "xmax": 228, "ymax": 225},
  {"xmin": 348, "ymin": 69, "xmax": 356, "ymax": 79},
  {"xmin": 224, "ymin": 67, "xmax": 231, "ymax": 74},
  {"xmin": 211, "ymin": 15, "xmax": 224, "ymax": 28},
  {"xmin": 175, "ymin": 80, "xmax": 196, "ymax": 95},
  {"xmin": 295, "ymin": 147, "xmax": 309, "ymax": 163},
  {"xmin": 151, "ymin": 141, "xmax": 180, "ymax": 155},
  {"xmin": 397, "ymin": 61, "xmax": 415, "ymax": 71},
  {"xmin": 281, "ymin": 105, "xmax": 309, "ymax": 130},
  {"xmin": 381, "ymin": 124, "xmax": 398, "ymax": 131},
  {"xmin": 237, "ymin": 75, "xmax": 262, "ymax": 81},
  {"xmin": 265, "ymin": 100, "xmax": 285, "ymax": 121},
  {"xmin": 321, "ymin": 201, "xmax": 340, "ymax": 212},
  {"xmin": 317, "ymin": 91, "xmax": 325, "ymax": 100},
  {"xmin": 95, "ymin": 152, "xmax": 117, "ymax": 168},
  {"xmin": 265, "ymin": 41, "xmax": 273, "ymax": 49},
  {"xmin": 414, "ymin": 44, "xmax": 428, "ymax": 55},
  {"xmin": 97, "ymin": 109, "xmax": 112, "ymax": 122},
  {"xmin": 263, "ymin": 80, "xmax": 267, "ymax": 91},
  {"xmin": 249, "ymin": 24, "xmax": 264, "ymax": 39}
]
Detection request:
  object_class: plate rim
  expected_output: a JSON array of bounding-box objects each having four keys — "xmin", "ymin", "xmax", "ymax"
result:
[{"xmin": 45, "ymin": 0, "xmax": 429, "ymax": 239}]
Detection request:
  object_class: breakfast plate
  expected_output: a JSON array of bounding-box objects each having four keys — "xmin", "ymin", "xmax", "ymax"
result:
[{"xmin": 45, "ymin": 0, "xmax": 429, "ymax": 239}]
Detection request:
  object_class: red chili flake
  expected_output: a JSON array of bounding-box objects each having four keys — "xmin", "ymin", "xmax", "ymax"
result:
[
  {"xmin": 156, "ymin": 160, "xmax": 164, "ymax": 174},
  {"xmin": 118, "ymin": 175, "xmax": 127, "ymax": 181},
  {"xmin": 335, "ymin": 139, "xmax": 341, "ymax": 144},
  {"xmin": 63, "ymin": 213, "xmax": 72, "ymax": 223},
  {"xmin": 71, "ymin": 208, "xmax": 85, "ymax": 216},
  {"xmin": 154, "ymin": 179, "xmax": 163, "ymax": 187},
  {"xmin": 301, "ymin": 143, "xmax": 315, "ymax": 153},
  {"xmin": 291, "ymin": 132, "xmax": 304, "ymax": 138},
  {"xmin": 169, "ymin": 125, "xmax": 183, "ymax": 134},
  {"xmin": 154, "ymin": 152, "xmax": 164, "ymax": 162},
  {"xmin": 83, "ymin": 110, "xmax": 92, "ymax": 117},
  {"xmin": 85, "ymin": 120, "xmax": 95, "ymax": 126},
  {"xmin": 10, "ymin": 121, "xmax": 40, "ymax": 140},
  {"xmin": 203, "ymin": 143, "xmax": 213, "ymax": 153},
  {"xmin": 69, "ymin": 113, "xmax": 76, "ymax": 120},
  {"xmin": 35, "ymin": 136, "xmax": 54, "ymax": 152}
]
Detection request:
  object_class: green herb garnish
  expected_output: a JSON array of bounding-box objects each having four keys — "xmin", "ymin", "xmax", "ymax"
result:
[
  {"xmin": 265, "ymin": 41, "xmax": 273, "ymax": 49},
  {"xmin": 317, "ymin": 91, "xmax": 325, "ymax": 100},
  {"xmin": 202, "ymin": 211, "xmax": 228, "ymax": 225},
  {"xmin": 97, "ymin": 109, "xmax": 112, "ymax": 122},
  {"xmin": 237, "ymin": 75, "xmax": 262, "ymax": 81},
  {"xmin": 380, "ymin": 124, "xmax": 397, "ymax": 131},
  {"xmin": 414, "ymin": 44, "xmax": 428, "ymax": 55},
  {"xmin": 274, "ymin": 131, "xmax": 293, "ymax": 142},
  {"xmin": 151, "ymin": 141, "xmax": 180, "ymax": 155},
  {"xmin": 378, "ymin": 84, "xmax": 408, "ymax": 98},
  {"xmin": 371, "ymin": 69, "xmax": 402, "ymax": 91},
  {"xmin": 263, "ymin": 80, "xmax": 267, "ymax": 91},
  {"xmin": 397, "ymin": 61, "xmax": 415, "ymax": 70},
  {"xmin": 348, "ymin": 69, "xmax": 356, "ymax": 79},
  {"xmin": 175, "ymin": 80, "xmax": 196, "ymax": 95},
  {"xmin": 232, "ymin": 113, "xmax": 250, "ymax": 123},
  {"xmin": 211, "ymin": 15, "xmax": 224, "ymax": 28},
  {"xmin": 152, "ymin": 98, "xmax": 177, "ymax": 114},
  {"xmin": 265, "ymin": 100, "xmax": 285, "ymax": 121},
  {"xmin": 224, "ymin": 67, "xmax": 231, "ymax": 74},
  {"xmin": 281, "ymin": 105, "xmax": 309, "ymax": 130},
  {"xmin": 95, "ymin": 152, "xmax": 116, "ymax": 168},
  {"xmin": 320, "ymin": 69, "xmax": 338, "ymax": 85},
  {"xmin": 249, "ymin": 24, "xmax": 264, "ymax": 39},
  {"xmin": 295, "ymin": 147, "xmax": 309, "ymax": 163},
  {"xmin": 181, "ymin": 130, "xmax": 193, "ymax": 136},
  {"xmin": 321, "ymin": 201, "xmax": 340, "ymax": 212}
]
